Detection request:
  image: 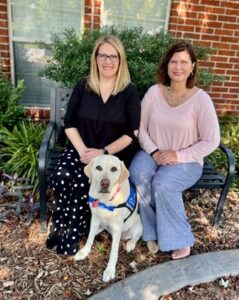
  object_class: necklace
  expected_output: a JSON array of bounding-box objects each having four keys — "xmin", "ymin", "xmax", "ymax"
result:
[{"xmin": 165, "ymin": 86, "xmax": 188, "ymax": 107}]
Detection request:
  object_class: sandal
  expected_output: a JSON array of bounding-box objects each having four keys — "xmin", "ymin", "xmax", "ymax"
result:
[
  {"xmin": 171, "ymin": 247, "xmax": 191, "ymax": 260},
  {"xmin": 147, "ymin": 241, "xmax": 159, "ymax": 254}
]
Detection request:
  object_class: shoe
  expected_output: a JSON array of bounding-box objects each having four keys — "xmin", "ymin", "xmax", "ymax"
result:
[
  {"xmin": 171, "ymin": 247, "xmax": 191, "ymax": 260},
  {"xmin": 147, "ymin": 241, "xmax": 159, "ymax": 254}
]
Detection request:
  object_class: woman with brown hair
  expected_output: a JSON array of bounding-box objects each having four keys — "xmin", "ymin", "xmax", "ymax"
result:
[{"xmin": 130, "ymin": 42, "xmax": 220, "ymax": 259}]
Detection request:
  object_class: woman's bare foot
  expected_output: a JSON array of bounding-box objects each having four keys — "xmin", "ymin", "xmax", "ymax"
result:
[
  {"xmin": 171, "ymin": 247, "xmax": 191, "ymax": 260},
  {"xmin": 147, "ymin": 241, "xmax": 159, "ymax": 254}
]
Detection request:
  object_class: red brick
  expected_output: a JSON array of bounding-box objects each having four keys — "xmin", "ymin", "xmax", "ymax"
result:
[
  {"xmin": 198, "ymin": 13, "xmax": 217, "ymax": 21},
  {"xmin": 85, "ymin": 7, "xmax": 92, "ymax": 14},
  {"xmin": 0, "ymin": 5, "xmax": 7, "ymax": 13},
  {"xmin": 169, "ymin": 17, "xmax": 184, "ymax": 24},
  {"xmin": 212, "ymin": 42, "xmax": 230, "ymax": 50},
  {"xmin": 0, "ymin": 50, "xmax": 9, "ymax": 58},
  {"xmin": 183, "ymin": 33, "xmax": 201, "ymax": 40},
  {"xmin": 198, "ymin": 61, "xmax": 215, "ymax": 68},
  {"xmin": 211, "ymin": 87, "xmax": 228, "ymax": 93},
  {"xmin": 218, "ymin": 15, "xmax": 237, "ymax": 22},
  {"xmin": 223, "ymin": 23, "xmax": 239, "ymax": 30},
  {"xmin": 202, "ymin": 34, "xmax": 220, "ymax": 41},
  {"xmin": 225, "ymin": 9, "xmax": 239, "ymax": 17},
  {"xmin": 85, "ymin": 0, "xmax": 92, "ymax": 6},
  {"xmin": 0, "ymin": 20, "xmax": 7, "ymax": 27},
  {"xmin": 0, "ymin": 12, "xmax": 7, "ymax": 20},
  {"xmin": 0, "ymin": 28, "xmax": 8, "ymax": 36},
  {"xmin": 0, "ymin": 36, "xmax": 8, "ymax": 43},
  {"xmin": 231, "ymin": 76, "xmax": 239, "ymax": 81},
  {"xmin": 195, "ymin": 27, "xmax": 214, "ymax": 34},
  {"xmin": 229, "ymin": 88, "xmax": 239, "ymax": 93},
  {"xmin": 94, "ymin": 0, "xmax": 101, "ymax": 8},
  {"xmin": 194, "ymin": 40, "xmax": 212, "ymax": 47},
  {"xmin": 229, "ymin": 57, "xmax": 239, "ymax": 63},
  {"xmin": 215, "ymin": 29, "xmax": 234, "ymax": 36},
  {"xmin": 205, "ymin": 7, "xmax": 225, "ymax": 14},
  {"xmin": 210, "ymin": 56, "xmax": 228, "ymax": 62},
  {"xmin": 200, "ymin": 0, "xmax": 220, "ymax": 6},
  {"xmin": 218, "ymin": 50, "xmax": 236, "ymax": 56},
  {"xmin": 221, "ymin": 1, "xmax": 239, "ymax": 9},
  {"xmin": 223, "ymin": 93, "xmax": 238, "ymax": 99},
  {"xmin": 93, "ymin": 15, "xmax": 100, "ymax": 23},
  {"xmin": 213, "ymin": 69, "xmax": 226, "ymax": 75}
]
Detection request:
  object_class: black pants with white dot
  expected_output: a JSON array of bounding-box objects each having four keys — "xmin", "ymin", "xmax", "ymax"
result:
[{"xmin": 46, "ymin": 144, "xmax": 91, "ymax": 255}]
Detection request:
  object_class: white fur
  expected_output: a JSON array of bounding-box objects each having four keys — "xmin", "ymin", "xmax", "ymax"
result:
[{"xmin": 74, "ymin": 155, "xmax": 142, "ymax": 282}]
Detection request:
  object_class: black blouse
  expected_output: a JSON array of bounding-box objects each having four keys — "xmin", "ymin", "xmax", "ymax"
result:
[{"xmin": 64, "ymin": 80, "xmax": 141, "ymax": 166}]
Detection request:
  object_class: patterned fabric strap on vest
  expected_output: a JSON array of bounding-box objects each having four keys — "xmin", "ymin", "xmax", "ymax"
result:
[{"xmin": 88, "ymin": 183, "xmax": 137, "ymax": 222}]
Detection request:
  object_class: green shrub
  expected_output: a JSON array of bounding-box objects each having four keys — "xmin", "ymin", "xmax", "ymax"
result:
[
  {"xmin": 39, "ymin": 26, "xmax": 221, "ymax": 98},
  {"xmin": 0, "ymin": 121, "xmax": 46, "ymax": 193},
  {"xmin": 0, "ymin": 75, "xmax": 26, "ymax": 129},
  {"xmin": 209, "ymin": 116, "xmax": 239, "ymax": 190}
]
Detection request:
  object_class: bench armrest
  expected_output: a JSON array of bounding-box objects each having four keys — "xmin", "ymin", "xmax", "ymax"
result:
[
  {"xmin": 218, "ymin": 143, "xmax": 235, "ymax": 182},
  {"xmin": 39, "ymin": 122, "xmax": 56, "ymax": 174}
]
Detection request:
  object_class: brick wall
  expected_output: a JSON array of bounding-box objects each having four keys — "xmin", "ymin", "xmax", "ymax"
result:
[
  {"xmin": 1, "ymin": 0, "xmax": 239, "ymax": 117},
  {"xmin": 169, "ymin": 0, "xmax": 239, "ymax": 116},
  {"xmin": 0, "ymin": 0, "xmax": 10, "ymax": 76},
  {"xmin": 84, "ymin": 0, "xmax": 101, "ymax": 29}
]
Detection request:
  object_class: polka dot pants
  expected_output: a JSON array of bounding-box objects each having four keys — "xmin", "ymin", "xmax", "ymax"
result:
[{"xmin": 46, "ymin": 144, "xmax": 91, "ymax": 255}]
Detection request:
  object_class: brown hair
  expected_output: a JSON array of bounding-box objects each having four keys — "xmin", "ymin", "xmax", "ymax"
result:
[{"xmin": 156, "ymin": 42, "xmax": 197, "ymax": 88}]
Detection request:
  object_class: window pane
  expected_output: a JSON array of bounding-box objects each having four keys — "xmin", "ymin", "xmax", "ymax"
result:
[
  {"xmin": 11, "ymin": 0, "xmax": 83, "ymax": 40},
  {"xmin": 10, "ymin": 0, "xmax": 83, "ymax": 107},
  {"xmin": 102, "ymin": 0, "xmax": 171, "ymax": 32},
  {"xmin": 13, "ymin": 42, "xmax": 51, "ymax": 107}
]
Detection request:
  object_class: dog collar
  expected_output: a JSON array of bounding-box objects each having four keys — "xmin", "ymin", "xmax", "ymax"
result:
[{"xmin": 88, "ymin": 183, "xmax": 137, "ymax": 222}]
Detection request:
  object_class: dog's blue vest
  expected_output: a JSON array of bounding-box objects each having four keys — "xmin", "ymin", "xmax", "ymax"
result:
[{"xmin": 88, "ymin": 184, "xmax": 137, "ymax": 223}]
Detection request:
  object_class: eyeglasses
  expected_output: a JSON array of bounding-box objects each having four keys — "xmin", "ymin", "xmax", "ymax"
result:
[{"xmin": 97, "ymin": 53, "xmax": 119, "ymax": 62}]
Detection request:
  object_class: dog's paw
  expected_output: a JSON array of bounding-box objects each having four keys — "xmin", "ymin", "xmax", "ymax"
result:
[
  {"xmin": 74, "ymin": 249, "xmax": 89, "ymax": 261},
  {"xmin": 102, "ymin": 267, "xmax": 116, "ymax": 282},
  {"xmin": 126, "ymin": 239, "xmax": 136, "ymax": 252}
]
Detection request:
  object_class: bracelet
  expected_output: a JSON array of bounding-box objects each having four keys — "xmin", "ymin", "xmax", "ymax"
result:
[{"xmin": 150, "ymin": 149, "xmax": 158, "ymax": 157}]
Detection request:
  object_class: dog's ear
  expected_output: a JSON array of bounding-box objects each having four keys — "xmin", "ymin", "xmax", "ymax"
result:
[
  {"xmin": 119, "ymin": 161, "xmax": 129, "ymax": 183},
  {"xmin": 84, "ymin": 161, "xmax": 93, "ymax": 182}
]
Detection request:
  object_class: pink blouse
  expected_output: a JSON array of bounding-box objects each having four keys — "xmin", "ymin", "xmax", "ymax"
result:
[{"xmin": 138, "ymin": 84, "xmax": 220, "ymax": 166}]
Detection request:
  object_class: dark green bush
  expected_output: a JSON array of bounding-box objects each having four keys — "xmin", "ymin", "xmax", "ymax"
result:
[
  {"xmin": 0, "ymin": 121, "xmax": 46, "ymax": 193},
  {"xmin": 39, "ymin": 26, "xmax": 222, "ymax": 98},
  {"xmin": 209, "ymin": 115, "xmax": 239, "ymax": 190},
  {"xmin": 0, "ymin": 75, "xmax": 26, "ymax": 129}
]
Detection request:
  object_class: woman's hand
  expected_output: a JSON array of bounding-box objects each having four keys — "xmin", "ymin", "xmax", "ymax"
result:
[
  {"xmin": 153, "ymin": 150, "xmax": 178, "ymax": 165},
  {"xmin": 80, "ymin": 148, "xmax": 103, "ymax": 164}
]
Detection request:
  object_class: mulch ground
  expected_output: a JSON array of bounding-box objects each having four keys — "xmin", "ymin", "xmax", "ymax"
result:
[{"xmin": 0, "ymin": 189, "xmax": 239, "ymax": 300}]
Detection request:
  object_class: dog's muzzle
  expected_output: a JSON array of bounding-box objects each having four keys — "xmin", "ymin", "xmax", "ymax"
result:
[{"xmin": 99, "ymin": 178, "xmax": 110, "ymax": 193}]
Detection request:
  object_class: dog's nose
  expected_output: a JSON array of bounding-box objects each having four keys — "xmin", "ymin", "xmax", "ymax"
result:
[{"xmin": 100, "ymin": 178, "xmax": 110, "ymax": 189}]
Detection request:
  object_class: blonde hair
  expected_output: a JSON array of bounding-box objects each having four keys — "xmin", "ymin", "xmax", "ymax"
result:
[{"xmin": 87, "ymin": 35, "xmax": 131, "ymax": 95}]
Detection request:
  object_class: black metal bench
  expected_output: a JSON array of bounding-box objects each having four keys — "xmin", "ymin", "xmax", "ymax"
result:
[{"xmin": 38, "ymin": 87, "xmax": 235, "ymax": 231}]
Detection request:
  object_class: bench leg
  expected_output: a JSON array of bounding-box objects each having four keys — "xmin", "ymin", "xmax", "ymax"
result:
[
  {"xmin": 213, "ymin": 186, "xmax": 230, "ymax": 227},
  {"xmin": 39, "ymin": 175, "xmax": 48, "ymax": 232}
]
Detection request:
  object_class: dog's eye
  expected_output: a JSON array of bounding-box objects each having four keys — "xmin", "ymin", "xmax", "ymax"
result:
[
  {"xmin": 96, "ymin": 165, "xmax": 102, "ymax": 171},
  {"xmin": 111, "ymin": 167, "xmax": 117, "ymax": 172}
]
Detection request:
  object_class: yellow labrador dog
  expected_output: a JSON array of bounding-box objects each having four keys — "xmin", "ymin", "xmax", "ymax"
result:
[{"xmin": 74, "ymin": 155, "xmax": 142, "ymax": 282}]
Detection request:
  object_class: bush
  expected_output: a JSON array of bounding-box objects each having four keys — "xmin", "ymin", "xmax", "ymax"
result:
[
  {"xmin": 39, "ymin": 26, "xmax": 222, "ymax": 98},
  {"xmin": 0, "ymin": 75, "xmax": 26, "ymax": 129},
  {"xmin": 0, "ymin": 121, "xmax": 46, "ymax": 193},
  {"xmin": 209, "ymin": 115, "xmax": 239, "ymax": 190}
]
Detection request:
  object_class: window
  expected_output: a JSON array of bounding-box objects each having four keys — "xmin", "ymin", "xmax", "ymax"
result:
[
  {"xmin": 102, "ymin": 0, "xmax": 171, "ymax": 33},
  {"xmin": 8, "ymin": 0, "xmax": 84, "ymax": 107}
]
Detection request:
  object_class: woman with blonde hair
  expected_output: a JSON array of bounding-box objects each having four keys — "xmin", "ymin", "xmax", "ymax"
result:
[{"xmin": 46, "ymin": 35, "xmax": 141, "ymax": 255}]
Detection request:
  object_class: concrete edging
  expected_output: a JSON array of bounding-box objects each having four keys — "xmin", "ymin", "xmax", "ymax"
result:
[{"xmin": 89, "ymin": 249, "xmax": 239, "ymax": 300}]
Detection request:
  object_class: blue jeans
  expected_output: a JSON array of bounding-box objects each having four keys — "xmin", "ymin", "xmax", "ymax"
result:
[{"xmin": 129, "ymin": 150, "xmax": 202, "ymax": 252}]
